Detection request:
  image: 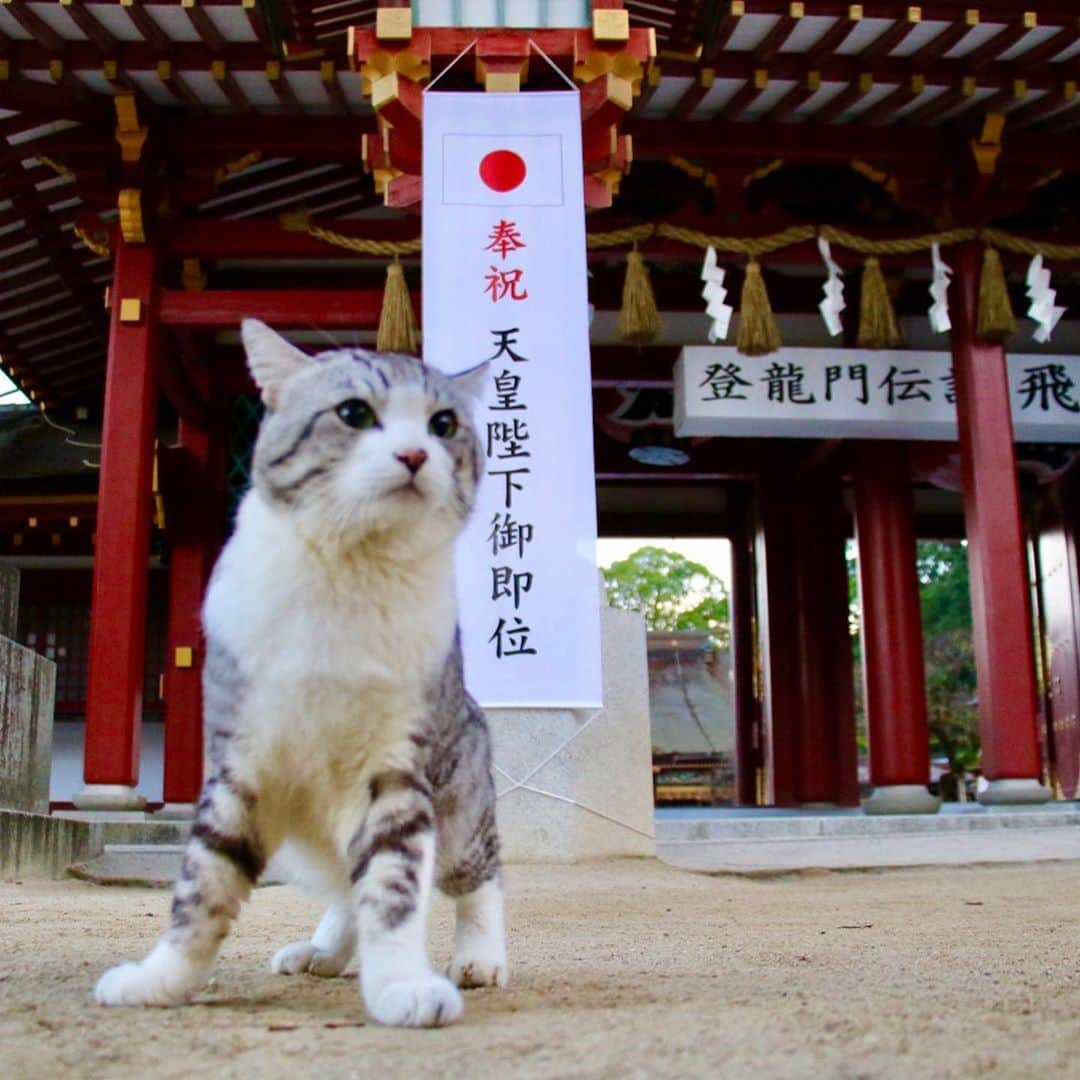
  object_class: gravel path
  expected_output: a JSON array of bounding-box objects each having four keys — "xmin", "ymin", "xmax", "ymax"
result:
[{"xmin": 3, "ymin": 859, "xmax": 1079, "ymax": 1079}]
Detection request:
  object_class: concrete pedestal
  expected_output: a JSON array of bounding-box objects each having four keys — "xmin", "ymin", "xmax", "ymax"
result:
[
  {"xmin": 978, "ymin": 778, "xmax": 1052, "ymax": 806},
  {"xmin": 0, "ymin": 635, "xmax": 56, "ymax": 814},
  {"xmin": 72, "ymin": 784, "xmax": 147, "ymax": 812},
  {"xmin": 862, "ymin": 784, "xmax": 941, "ymax": 815},
  {"xmin": 489, "ymin": 605, "xmax": 654, "ymax": 862}
]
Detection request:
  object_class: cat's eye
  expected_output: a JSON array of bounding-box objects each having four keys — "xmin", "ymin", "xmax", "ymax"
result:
[
  {"xmin": 336, "ymin": 398, "xmax": 378, "ymax": 430},
  {"xmin": 429, "ymin": 409, "xmax": 458, "ymax": 438}
]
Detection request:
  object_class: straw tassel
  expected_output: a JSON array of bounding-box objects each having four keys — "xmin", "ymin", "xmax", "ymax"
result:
[
  {"xmin": 617, "ymin": 245, "xmax": 662, "ymax": 345},
  {"xmin": 736, "ymin": 259, "xmax": 782, "ymax": 356},
  {"xmin": 856, "ymin": 257, "xmax": 903, "ymax": 349},
  {"xmin": 376, "ymin": 256, "xmax": 420, "ymax": 354},
  {"xmin": 976, "ymin": 245, "xmax": 1017, "ymax": 343}
]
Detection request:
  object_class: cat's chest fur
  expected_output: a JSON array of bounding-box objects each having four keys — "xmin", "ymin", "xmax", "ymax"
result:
[{"xmin": 204, "ymin": 493, "xmax": 456, "ymax": 733}]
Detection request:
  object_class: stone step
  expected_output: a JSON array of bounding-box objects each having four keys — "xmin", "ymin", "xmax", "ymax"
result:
[
  {"xmin": 52, "ymin": 813, "xmax": 191, "ymax": 847},
  {"xmin": 655, "ymin": 805, "xmax": 1080, "ymax": 843},
  {"xmin": 68, "ymin": 843, "xmax": 288, "ymax": 888},
  {"xmin": 1, "ymin": 809, "xmax": 105, "ymax": 880},
  {"xmin": 67, "ymin": 844, "xmax": 184, "ymax": 887},
  {"xmin": 656, "ymin": 805, "xmax": 1080, "ymax": 874}
]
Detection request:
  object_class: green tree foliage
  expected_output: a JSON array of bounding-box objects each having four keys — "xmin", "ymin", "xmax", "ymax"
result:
[
  {"xmin": 917, "ymin": 541, "xmax": 979, "ymax": 783},
  {"xmin": 848, "ymin": 539, "xmax": 978, "ymax": 790},
  {"xmin": 602, "ymin": 546, "xmax": 730, "ymax": 650}
]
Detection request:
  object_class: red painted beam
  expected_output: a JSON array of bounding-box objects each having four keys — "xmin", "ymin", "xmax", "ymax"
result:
[
  {"xmin": 159, "ymin": 289, "xmax": 391, "ymax": 327},
  {"xmin": 948, "ymin": 243, "xmax": 1045, "ymax": 790},
  {"xmin": 82, "ymin": 240, "xmax": 160, "ymax": 796}
]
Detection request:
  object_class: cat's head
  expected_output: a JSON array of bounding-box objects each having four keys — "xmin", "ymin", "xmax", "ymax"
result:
[{"xmin": 242, "ymin": 319, "xmax": 485, "ymax": 552}]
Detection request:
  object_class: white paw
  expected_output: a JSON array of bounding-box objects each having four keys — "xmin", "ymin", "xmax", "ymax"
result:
[
  {"xmin": 449, "ymin": 943, "xmax": 509, "ymax": 989},
  {"xmin": 95, "ymin": 959, "xmax": 196, "ymax": 1008},
  {"xmin": 271, "ymin": 940, "xmax": 348, "ymax": 977},
  {"xmin": 368, "ymin": 974, "xmax": 464, "ymax": 1028},
  {"xmin": 451, "ymin": 933, "xmax": 509, "ymax": 989}
]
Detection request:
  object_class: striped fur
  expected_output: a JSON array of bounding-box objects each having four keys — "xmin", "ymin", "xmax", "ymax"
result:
[{"xmin": 95, "ymin": 321, "xmax": 506, "ymax": 1026}]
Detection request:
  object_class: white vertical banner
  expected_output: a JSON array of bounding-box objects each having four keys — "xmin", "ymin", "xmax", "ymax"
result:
[{"xmin": 423, "ymin": 90, "xmax": 603, "ymax": 708}]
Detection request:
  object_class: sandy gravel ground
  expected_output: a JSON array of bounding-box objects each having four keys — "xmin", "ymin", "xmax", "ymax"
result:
[{"xmin": 2, "ymin": 858, "xmax": 1079, "ymax": 1080}]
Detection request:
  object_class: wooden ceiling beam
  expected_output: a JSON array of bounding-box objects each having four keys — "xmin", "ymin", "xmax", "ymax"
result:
[
  {"xmin": 119, "ymin": 0, "xmax": 172, "ymax": 53},
  {"xmin": 806, "ymin": 14, "xmax": 862, "ymax": 66},
  {"xmin": 155, "ymin": 59, "xmax": 206, "ymax": 112},
  {"xmin": 0, "ymin": 38, "xmax": 1074, "ymax": 94},
  {"xmin": 714, "ymin": 72, "xmax": 769, "ymax": 122},
  {"xmin": 759, "ymin": 72, "xmax": 820, "ymax": 123},
  {"xmin": 320, "ymin": 60, "xmax": 348, "ymax": 115},
  {"xmin": 242, "ymin": 0, "xmax": 275, "ymax": 54},
  {"xmin": 755, "ymin": 13, "xmax": 800, "ymax": 64},
  {"xmin": 60, "ymin": 1, "xmax": 121, "ymax": 53},
  {"xmin": 963, "ymin": 24, "xmax": 1029, "ymax": 71},
  {"xmin": 670, "ymin": 67, "xmax": 714, "ymax": 120},
  {"xmin": 1043, "ymin": 97, "xmax": 1080, "ymax": 134},
  {"xmin": 1, "ymin": 173, "xmax": 104, "ymax": 334},
  {"xmin": 898, "ymin": 83, "xmax": 967, "ymax": 126},
  {"xmin": 805, "ymin": 75, "xmax": 871, "ymax": 124},
  {"xmin": 263, "ymin": 60, "xmax": 302, "ymax": 113},
  {"xmin": 1007, "ymin": 84, "xmax": 1079, "ymax": 130},
  {"xmin": 904, "ymin": 20, "xmax": 971, "ymax": 66},
  {"xmin": 1, "ymin": 0, "xmax": 65, "ymax": 51},
  {"xmin": 859, "ymin": 16, "xmax": 919, "ymax": 62},
  {"xmin": 682, "ymin": 2, "xmax": 1078, "ymax": 23},
  {"xmin": 181, "ymin": 1, "xmax": 228, "ymax": 54},
  {"xmin": 857, "ymin": 75, "xmax": 924, "ymax": 126}
]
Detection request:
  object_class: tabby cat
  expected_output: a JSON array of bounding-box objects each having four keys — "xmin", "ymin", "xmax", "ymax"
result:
[{"xmin": 95, "ymin": 319, "xmax": 507, "ymax": 1028}]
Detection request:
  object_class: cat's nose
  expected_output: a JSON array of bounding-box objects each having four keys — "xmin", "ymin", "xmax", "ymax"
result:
[{"xmin": 396, "ymin": 448, "xmax": 428, "ymax": 475}]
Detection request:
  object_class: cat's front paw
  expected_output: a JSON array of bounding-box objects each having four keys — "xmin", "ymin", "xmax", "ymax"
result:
[
  {"xmin": 449, "ymin": 935, "xmax": 509, "ymax": 989},
  {"xmin": 367, "ymin": 974, "xmax": 464, "ymax": 1028},
  {"xmin": 95, "ymin": 953, "xmax": 202, "ymax": 1008},
  {"xmin": 271, "ymin": 940, "xmax": 349, "ymax": 978}
]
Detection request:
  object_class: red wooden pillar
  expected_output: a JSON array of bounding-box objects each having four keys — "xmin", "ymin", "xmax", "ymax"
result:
[
  {"xmin": 160, "ymin": 408, "xmax": 226, "ymax": 812},
  {"xmin": 754, "ymin": 458, "xmax": 801, "ymax": 806},
  {"xmin": 729, "ymin": 496, "xmax": 759, "ymax": 806},
  {"xmin": 950, "ymin": 244, "xmax": 1049, "ymax": 804},
  {"xmin": 852, "ymin": 442, "xmax": 939, "ymax": 814},
  {"xmin": 793, "ymin": 463, "xmax": 860, "ymax": 806},
  {"xmin": 75, "ymin": 239, "xmax": 160, "ymax": 810}
]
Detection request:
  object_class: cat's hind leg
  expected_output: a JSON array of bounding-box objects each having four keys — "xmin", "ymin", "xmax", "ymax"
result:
[
  {"xmin": 439, "ymin": 801, "xmax": 508, "ymax": 989},
  {"xmin": 271, "ymin": 896, "xmax": 355, "ymax": 977},
  {"xmin": 345, "ymin": 766, "xmax": 463, "ymax": 1027},
  {"xmin": 433, "ymin": 707, "xmax": 508, "ymax": 990},
  {"xmin": 95, "ymin": 767, "xmax": 267, "ymax": 1007}
]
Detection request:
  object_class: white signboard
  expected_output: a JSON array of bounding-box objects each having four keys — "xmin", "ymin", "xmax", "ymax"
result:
[
  {"xmin": 675, "ymin": 347, "xmax": 1080, "ymax": 443},
  {"xmin": 423, "ymin": 90, "xmax": 603, "ymax": 708}
]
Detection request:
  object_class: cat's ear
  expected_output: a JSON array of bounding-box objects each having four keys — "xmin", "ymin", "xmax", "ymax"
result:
[
  {"xmin": 450, "ymin": 361, "xmax": 489, "ymax": 402},
  {"xmin": 241, "ymin": 318, "xmax": 312, "ymax": 410}
]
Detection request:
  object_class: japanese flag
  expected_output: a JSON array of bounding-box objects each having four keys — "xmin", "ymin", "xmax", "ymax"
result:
[{"xmin": 440, "ymin": 133, "xmax": 565, "ymax": 207}]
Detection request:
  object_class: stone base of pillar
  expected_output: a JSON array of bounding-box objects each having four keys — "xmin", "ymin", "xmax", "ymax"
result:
[
  {"xmin": 156, "ymin": 803, "xmax": 196, "ymax": 820},
  {"xmin": 862, "ymin": 784, "xmax": 941, "ymax": 815},
  {"xmin": 978, "ymin": 778, "xmax": 1052, "ymax": 806},
  {"xmin": 72, "ymin": 784, "xmax": 146, "ymax": 812}
]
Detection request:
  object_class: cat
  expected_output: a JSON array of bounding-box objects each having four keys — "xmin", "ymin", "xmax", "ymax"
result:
[{"xmin": 95, "ymin": 319, "xmax": 507, "ymax": 1028}]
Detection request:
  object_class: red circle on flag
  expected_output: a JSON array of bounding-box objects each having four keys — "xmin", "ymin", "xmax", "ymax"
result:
[{"xmin": 479, "ymin": 149, "xmax": 526, "ymax": 193}]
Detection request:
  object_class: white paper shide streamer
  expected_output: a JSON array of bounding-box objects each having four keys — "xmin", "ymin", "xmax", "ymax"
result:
[
  {"xmin": 817, "ymin": 235, "xmax": 845, "ymax": 336},
  {"xmin": 928, "ymin": 242, "xmax": 952, "ymax": 334},
  {"xmin": 700, "ymin": 245, "xmax": 733, "ymax": 343},
  {"xmin": 1025, "ymin": 254, "xmax": 1067, "ymax": 344}
]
